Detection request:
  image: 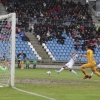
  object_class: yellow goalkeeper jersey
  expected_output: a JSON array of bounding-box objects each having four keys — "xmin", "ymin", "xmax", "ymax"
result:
[{"xmin": 86, "ymin": 49, "xmax": 96, "ymax": 64}]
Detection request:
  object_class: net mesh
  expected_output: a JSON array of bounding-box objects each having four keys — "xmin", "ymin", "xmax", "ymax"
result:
[{"xmin": 0, "ymin": 17, "xmax": 12, "ymax": 87}]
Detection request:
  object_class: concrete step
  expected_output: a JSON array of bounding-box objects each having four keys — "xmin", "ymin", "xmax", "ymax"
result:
[
  {"xmin": 0, "ymin": 11, "xmax": 7, "ymax": 14},
  {"xmin": 90, "ymin": 12, "xmax": 100, "ymax": 25},
  {"xmin": 0, "ymin": 12, "xmax": 7, "ymax": 15},
  {"xmin": 31, "ymin": 41, "xmax": 39, "ymax": 44},
  {"xmin": 0, "ymin": 8, "xmax": 6, "ymax": 10},
  {"xmin": 25, "ymin": 32, "xmax": 51, "ymax": 62},
  {"xmin": 0, "ymin": 4, "xmax": 4, "ymax": 6}
]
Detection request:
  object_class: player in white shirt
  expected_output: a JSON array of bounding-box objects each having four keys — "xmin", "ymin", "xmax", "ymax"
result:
[
  {"xmin": 97, "ymin": 64, "xmax": 100, "ymax": 72},
  {"xmin": 89, "ymin": 63, "xmax": 100, "ymax": 78},
  {"xmin": 55, "ymin": 50, "xmax": 80, "ymax": 77}
]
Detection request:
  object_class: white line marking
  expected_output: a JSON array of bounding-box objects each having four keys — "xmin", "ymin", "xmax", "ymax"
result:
[{"xmin": 12, "ymin": 86, "xmax": 56, "ymax": 100}]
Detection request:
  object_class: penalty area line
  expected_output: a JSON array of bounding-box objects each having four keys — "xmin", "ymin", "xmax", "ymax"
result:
[{"xmin": 12, "ymin": 86, "xmax": 56, "ymax": 100}]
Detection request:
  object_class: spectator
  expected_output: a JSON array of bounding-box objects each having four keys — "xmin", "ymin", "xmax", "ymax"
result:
[
  {"xmin": 46, "ymin": 30, "xmax": 53, "ymax": 41},
  {"xmin": 29, "ymin": 23, "xmax": 34, "ymax": 33},
  {"xmin": 96, "ymin": 25, "xmax": 99, "ymax": 35},
  {"xmin": 56, "ymin": 31, "xmax": 65, "ymax": 44},
  {"xmin": 81, "ymin": 41, "xmax": 87, "ymax": 51},
  {"xmin": 18, "ymin": 30, "xmax": 30, "ymax": 41},
  {"xmin": 39, "ymin": 32, "xmax": 47, "ymax": 44},
  {"xmin": 19, "ymin": 30, "xmax": 26, "ymax": 38},
  {"xmin": 17, "ymin": 57, "xmax": 21, "ymax": 68},
  {"xmin": 74, "ymin": 41, "xmax": 80, "ymax": 50},
  {"xmin": 4, "ymin": 59, "xmax": 9, "ymax": 67},
  {"xmin": 2, "ymin": 52, "xmax": 7, "ymax": 66},
  {"xmin": 0, "ymin": 34, "xmax": 4, "ymax": 41},
  {"xmin": 2, "ymin": 52, "xmax": 7, "ymax": 61},
  {"xmin": 33, "ymin": 59, "xmax": 37, "ymax": 69},
  {"xmin": 4, "ymin": 34, "xmax": 9, "ymax": 42},
  {"xmin": 4, "ymin": 0, "xmax": 98, "ymax": 52},
  {"xmin": 98, "ymin": 26, "xmax": 100, "ymax": 36},
  {"xmin": 25, "ymin": 22, "xmax": 29, "ymax": 32},
  {"xmin": 19, "ymin": 53, "xmax": 25, "ymax": 69},
  {"xmin": 74, "ymin": 33, "xmax": 81, "ymax": 42},
  {"xmin": 25, "ymin": 58, "xmax": 30, "ymax": 69},
  {"xmin": 1, "ymin": 0, "xmax": 7, "ymax": 6}
]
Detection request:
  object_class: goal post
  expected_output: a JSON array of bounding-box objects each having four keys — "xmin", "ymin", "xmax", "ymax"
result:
[
  {"xmin": 0, "ymin": 13, "xmax": 16, "ymax": 87},
  {"xmin": 11, "ymin": 13, "xmax": 16, "ymax": 87}
]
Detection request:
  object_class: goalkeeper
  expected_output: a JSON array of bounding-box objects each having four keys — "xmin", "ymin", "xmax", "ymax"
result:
[{"xmin": 0, "ymin": 66, "xmax": 8, "ymax": 71}]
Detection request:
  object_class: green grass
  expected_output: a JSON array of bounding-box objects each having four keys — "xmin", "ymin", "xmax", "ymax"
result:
[{"xmin": 0, "ymin": 68, "xmax": 100, "ymax": 100}]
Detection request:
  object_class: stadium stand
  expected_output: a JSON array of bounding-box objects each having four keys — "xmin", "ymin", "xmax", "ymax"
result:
[
  {"xmin": 0, "ymin": 19, "xmax": 41, "ymax": 61},
  {"xmin": 2, "ymin": 0, "xmax": 100, "ymax": 63},
  {"xmin": 15, "ymin": 37, "xmax": 39, "ymax": 60}
]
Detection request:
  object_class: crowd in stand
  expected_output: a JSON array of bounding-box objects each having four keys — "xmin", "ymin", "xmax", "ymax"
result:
[
  {"xmin": 2, "ymin": 0, "xmax": 100, "ymax": 51},
  {"xmin": 0, "ymin": 20, "xmax": 11, "ymax": 42}
]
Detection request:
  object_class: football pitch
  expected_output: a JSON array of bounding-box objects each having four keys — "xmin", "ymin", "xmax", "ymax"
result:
[{"xmin": 0, "ymin": 67, "xmax": 100, "ymax": 100}]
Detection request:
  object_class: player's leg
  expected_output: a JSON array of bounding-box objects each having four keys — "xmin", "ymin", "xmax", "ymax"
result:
[
  {"xmin": 55, "ymin": 65, "xmax": 66, "ymax": 74},
  {"xmin": 55, "ymin": 62, "xmax": 70, "ymax": 73},
  {"xmin": 97, "ymin": 68, "xmax": 100, "ymax": 72},
  {"xmin": 81, "ymin": 63, "xmax": 92, "ymax": 79},
  {"xmin": 91, "ymin": 66, "xmax": 100, "ymax": 77},
  {"xmin": 90, "ymin": 72, "xmax": 94, "ymax": 77},
  {"xmin": 96, "ymin": 64, "xmax": 100, "ymax": 72},
  {"xmin": 90, "ymin": 67, "xmax": 98, "ymax": 77},
  {"xmin": 90, "ymin": 64, "xmax": 100, "ymax": 77},
  {"xmin": 68, "ymin": 64, "xmax": 78, "ymax": 77}
]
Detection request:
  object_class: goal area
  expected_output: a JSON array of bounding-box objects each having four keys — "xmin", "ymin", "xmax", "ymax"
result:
[{"xmin": 0, "ymin": 13, "xmax": 16, "ymax": 87}]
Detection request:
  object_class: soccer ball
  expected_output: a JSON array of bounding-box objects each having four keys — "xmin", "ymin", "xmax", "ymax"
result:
[{"xmin": 47, "ymin": 71, "xmax": 51, "ymax": 75}]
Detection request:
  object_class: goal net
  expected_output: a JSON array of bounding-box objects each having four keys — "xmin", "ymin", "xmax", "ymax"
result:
[{"xmin": 0, "ymin": 13, "xmax": 16, "ymax": 87}]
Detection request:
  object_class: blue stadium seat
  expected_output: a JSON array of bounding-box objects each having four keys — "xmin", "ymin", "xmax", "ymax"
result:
[
  {"xmin": 20, "ymin": 48, "xmax": 24, "ymax": 51},
  {"xmin": 45, "ymin": 33, "xmax": 100, "ymax": 63},
  {"xmin": 23, "ymin": 51, "xmax": 27, "ymax": 54},
  {"xmin": 17, "ymin": 48, "xmax": 21, "ymax": 51},
  {"xmin": 26, "ymin": 50, "xmax": 30, "ymax": 54},
  {"xmin": 24, "ymin": 48, "xmax": 28, "ymax": 51},
  {"xmin": 17, "ymin": 41, "xmax": 20, "ymax": 45},
  {"xmin": 60, "ymin": 49, "xmax": 63, "ymax": 53},
  {"xmin": 50, "ymin": 46, "xmax": 54, "ymax": 50}
]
